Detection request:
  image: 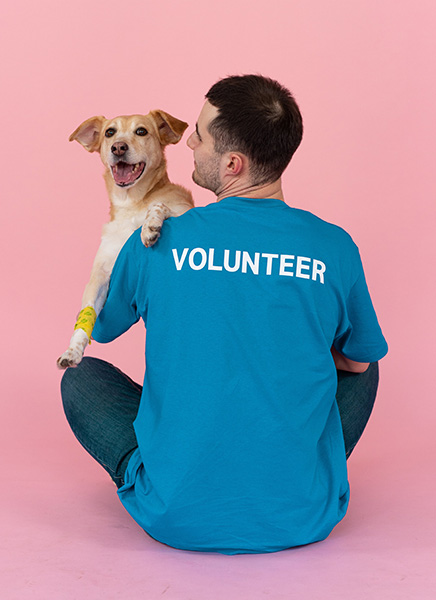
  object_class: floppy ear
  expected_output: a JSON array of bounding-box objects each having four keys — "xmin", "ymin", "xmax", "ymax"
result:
[
  {"xmin": 69, "ymin": 116, "xmax": 106, "ymax": 152},
  {"xmin": 150, "ymin": 110, "xmax": 188, "ymax": 146}
]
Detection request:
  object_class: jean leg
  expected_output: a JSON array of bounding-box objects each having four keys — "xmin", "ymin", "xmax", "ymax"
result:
[
  {"xmin": 336, "ymin": 362, "xmax": 379, "ymax": 459},
  {"xmin": 61, "ymin": 356, "xmax": 142, "ymax": 488}
]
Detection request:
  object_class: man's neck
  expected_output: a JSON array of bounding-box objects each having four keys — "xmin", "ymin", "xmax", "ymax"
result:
[{"xmin": 215, "ymin": 178, "xmax": 284, "ymax": 203}]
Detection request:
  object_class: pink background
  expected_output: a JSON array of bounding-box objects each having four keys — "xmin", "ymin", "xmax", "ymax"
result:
[{"xmin": 1, "ymin": 0, "xmax": 435, "ymax": 598}]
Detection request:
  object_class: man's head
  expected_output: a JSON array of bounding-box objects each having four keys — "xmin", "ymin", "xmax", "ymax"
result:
[{"xmin": 187, "ymin": 74, "xmax": 303, "ymax": 193}]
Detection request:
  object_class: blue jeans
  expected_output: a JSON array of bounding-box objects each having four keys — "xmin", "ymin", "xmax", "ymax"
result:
[{"xmin": 61, "ymin": 357, "xmax": 379, "ymax": 488}]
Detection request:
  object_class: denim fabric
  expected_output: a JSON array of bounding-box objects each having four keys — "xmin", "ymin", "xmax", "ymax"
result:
[
  {"xmin": 61, "ymin": 357, "xmax": 141, "ymax": 488},
  {"xmin": 336, "ymin": 361, "xmax": 379, "ymax": 458},
  {"xmin": 61, "ymin": 357, "xmax": 379, "ymax": 486}
]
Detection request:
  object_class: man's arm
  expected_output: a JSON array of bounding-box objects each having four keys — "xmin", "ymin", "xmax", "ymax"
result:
[
  {"xmin": 332, "ymin": 243, "xmax": 388, "ymax": 370},
  {"xmin": 331, "ymin": 346, "xmax": 369, "ymax": 373}
]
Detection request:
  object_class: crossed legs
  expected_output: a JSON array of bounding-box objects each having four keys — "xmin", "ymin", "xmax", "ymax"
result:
[{"xmin": 61, "ymin": 358, "xmax": 379, "ymax": 486}]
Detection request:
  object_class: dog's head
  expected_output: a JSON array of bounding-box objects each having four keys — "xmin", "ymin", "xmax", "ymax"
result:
[{"xmin": 69, "ymin": 111, "xmax": 188, "ymax": 188}]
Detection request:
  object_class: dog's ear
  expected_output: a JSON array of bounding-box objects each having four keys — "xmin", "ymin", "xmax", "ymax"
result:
[
  {"xmin": 69, "ymin": 116, "xmax": 106, "ymax": 152},
  {"xmin": 150, "ymin": 110, "xmax": 188, "ymax": 146}
]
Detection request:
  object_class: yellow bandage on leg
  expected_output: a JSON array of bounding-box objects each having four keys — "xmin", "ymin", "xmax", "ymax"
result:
[{"xmin": 74, "ymin": 306, "xmax": 97, "ymax": 344}]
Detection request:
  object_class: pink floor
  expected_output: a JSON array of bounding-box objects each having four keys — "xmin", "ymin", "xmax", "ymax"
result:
[{"xmin": 2, "ymin": 368, "xmax": 435, "ymax": 600}]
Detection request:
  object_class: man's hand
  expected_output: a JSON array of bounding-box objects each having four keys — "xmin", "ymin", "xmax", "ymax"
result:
[{"xmin": 331, "ymin": 346, "xmax": 369, "ymax": 373}]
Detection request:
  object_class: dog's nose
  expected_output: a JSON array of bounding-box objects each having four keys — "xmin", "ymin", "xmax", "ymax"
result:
[{"xmin": 111, "ymin": 142, "xmax": 128, "ymax": 156}]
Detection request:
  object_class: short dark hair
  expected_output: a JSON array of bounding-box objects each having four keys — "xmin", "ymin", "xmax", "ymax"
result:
[{"xmin": 205, "ymin": 74, "xmax": 303, "ymax": 185}]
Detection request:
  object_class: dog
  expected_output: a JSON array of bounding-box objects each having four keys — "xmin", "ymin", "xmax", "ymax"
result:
[{"xmin": 57, "ymin": 110, "xmax": 194, "ymax": 369}]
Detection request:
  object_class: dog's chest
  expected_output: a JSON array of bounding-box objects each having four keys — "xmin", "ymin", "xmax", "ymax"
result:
[{"xmin": 100, "ymin": 211, "xmax": 147, "ymax": 261}]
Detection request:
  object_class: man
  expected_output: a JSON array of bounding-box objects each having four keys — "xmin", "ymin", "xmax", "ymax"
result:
[{"xmin": 61, "ymin": 75, "xmax": 388, "ymax": 555}]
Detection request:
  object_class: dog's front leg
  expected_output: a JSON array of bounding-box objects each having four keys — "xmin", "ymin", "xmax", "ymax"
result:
[
  {"xmin": 57, "ymin": 257, "xmax": 112, "ymax": 370},
  {"xmin": 141, "ymin": 202, "xmax": 175, "ymax": 247}
]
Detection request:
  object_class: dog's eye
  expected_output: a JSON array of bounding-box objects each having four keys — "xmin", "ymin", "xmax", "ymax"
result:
[
  {"xmin": 135, "ymin": 127, "xmax": 148, "ymax": 136},
  {"xmin": 105, "ymin": 128, "xmax": 116, "ymax": 138}
]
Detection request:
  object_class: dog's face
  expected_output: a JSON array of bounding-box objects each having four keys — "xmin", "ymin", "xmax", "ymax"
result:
[{"xmin": 69, "ymin": 111, "xmax": 188, "ymax": 189}]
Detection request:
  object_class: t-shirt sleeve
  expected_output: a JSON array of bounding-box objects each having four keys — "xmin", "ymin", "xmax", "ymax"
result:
[
  {"xmin": 92, "ymin": 230, "xmax": 142, "ymax": 343},
  {"xmin": 333, "ymin": 249, "xmax": 388, "ymax": 363}
]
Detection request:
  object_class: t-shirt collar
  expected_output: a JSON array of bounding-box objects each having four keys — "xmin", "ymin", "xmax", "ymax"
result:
[{"xmin": 217, "ymin": 196, "xmax": 287, "ymax": 208}]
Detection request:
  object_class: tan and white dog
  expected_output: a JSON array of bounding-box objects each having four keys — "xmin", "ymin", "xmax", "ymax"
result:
[{"xmin": 57, "ymin": 110, "xmax": 194, "ymax": 369}]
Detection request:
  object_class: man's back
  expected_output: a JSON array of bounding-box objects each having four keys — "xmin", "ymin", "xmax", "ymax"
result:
[{"xmin": 93, "ymin": 196, "xmax": 387, "ymax": 554}]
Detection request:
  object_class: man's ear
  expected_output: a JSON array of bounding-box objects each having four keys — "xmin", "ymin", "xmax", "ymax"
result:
[
  {"xmin": 150, "ymin": 110, "xmax": 188, "ymax": 145},
  {"xmin": 69, "ymin": 116, "xmax": 106, "ymax": 152},
  {"xmin": 225, "ymin": 152, "xmax": 245, "ymax": 176}
]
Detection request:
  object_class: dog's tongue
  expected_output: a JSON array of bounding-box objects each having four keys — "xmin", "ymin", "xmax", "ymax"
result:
[{"xmin": 112, "ymin": 162, "xmax": 143, "ymax": 185}]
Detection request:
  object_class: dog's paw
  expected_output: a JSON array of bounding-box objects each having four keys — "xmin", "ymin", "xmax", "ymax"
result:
[
  {"xmin": 57, "ymin": 348, "xmax": 83, "ymax": 370},
  {"xmin": 141, "ymin": 221, "xmax": 162, "ymax": 248},
  {"xmin": 140, "ymin": 203, "xmax": 172, "ymax": 247}
]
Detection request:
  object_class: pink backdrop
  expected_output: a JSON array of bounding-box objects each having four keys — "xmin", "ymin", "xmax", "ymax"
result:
[{"xmin": 1, "ymin": 0, "xmax": 435, "ymax": 598}]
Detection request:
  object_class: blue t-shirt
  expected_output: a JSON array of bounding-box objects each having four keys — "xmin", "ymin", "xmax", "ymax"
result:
[{"xmin": 93, "ymin": 196, "xmax": 388, "ymax": 554}]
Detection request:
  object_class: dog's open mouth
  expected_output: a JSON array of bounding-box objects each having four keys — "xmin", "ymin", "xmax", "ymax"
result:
[{"xmin": 111, "ymin": 162, "xmax": 145, "ymax": 187}]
